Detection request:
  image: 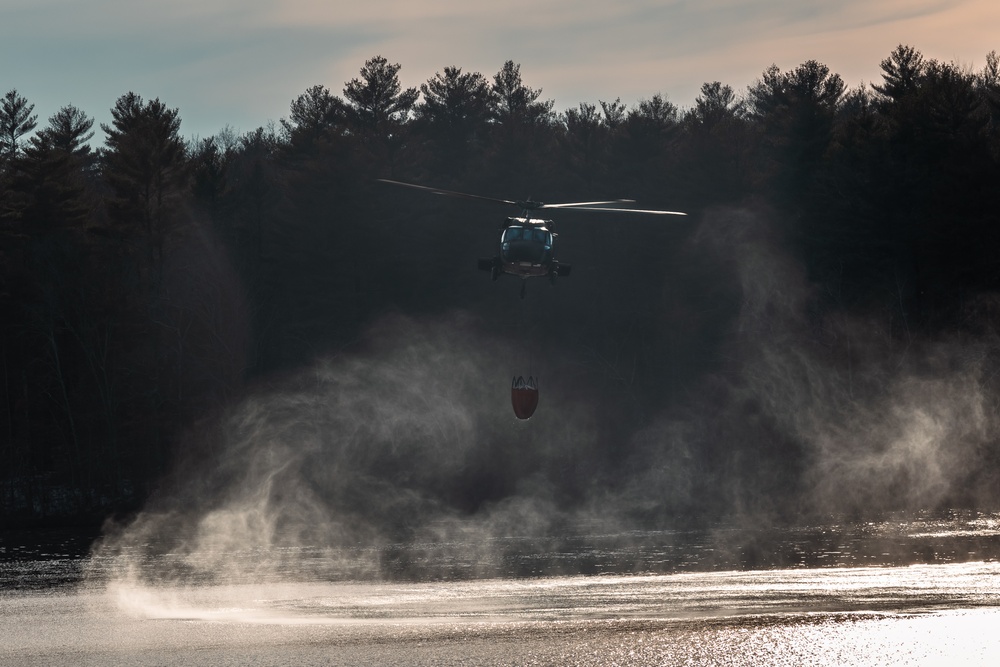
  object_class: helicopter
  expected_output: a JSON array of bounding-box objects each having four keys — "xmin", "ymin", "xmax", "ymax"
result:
[{"xmin": 377, "ymin": 178, "xmax": 686, "ymax": 298}]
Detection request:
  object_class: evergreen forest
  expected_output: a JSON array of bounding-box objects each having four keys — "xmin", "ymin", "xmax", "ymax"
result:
[{"xmin": 3, "ymin": 45, "xmax": 1000, "ymax": 528}]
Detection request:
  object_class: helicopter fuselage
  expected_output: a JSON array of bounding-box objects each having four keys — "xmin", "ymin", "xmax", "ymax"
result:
[
  {"xmin": 479, "ymin": 217, "xmax": 571, "ymax": 281},
  {"xmin": 499, "ymin": 217, "xmax": 555, "ymax": 278}
]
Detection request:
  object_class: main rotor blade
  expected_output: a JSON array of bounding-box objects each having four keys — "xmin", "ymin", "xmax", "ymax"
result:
[
  {"xmin": 377, "ymin": 179, "xmax": 687, "ymax": 215},
  {"xmin": 377, "ymin": 179, "xmax": 517, "ymax": 206},
  {"xmin": 557, "ymin": 205, "xmax": 688, "ymax": 216},
  {"xmin": 541, "ymin": 199, "xmax": 636, "ymax": 209}
]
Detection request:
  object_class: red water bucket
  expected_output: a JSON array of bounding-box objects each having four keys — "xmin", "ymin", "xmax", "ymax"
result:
[{"xmin": 511, "ymin": 376, "xmax": 539, "ymax": 420}]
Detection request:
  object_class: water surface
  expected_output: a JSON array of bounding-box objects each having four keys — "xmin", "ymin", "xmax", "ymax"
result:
[{"xmin": 3, "ymin": 512, "xmax": 999, "ymax": 665}]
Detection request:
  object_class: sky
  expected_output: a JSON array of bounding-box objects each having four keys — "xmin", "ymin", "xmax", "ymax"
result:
[{"xmin": 2, "ymin": 0, "xmax": 998, "ymax": 143}]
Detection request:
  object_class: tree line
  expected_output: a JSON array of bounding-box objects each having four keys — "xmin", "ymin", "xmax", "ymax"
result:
[{"xmin": 2, "ymin": 46, "xmax": 999, "ymax": 524}]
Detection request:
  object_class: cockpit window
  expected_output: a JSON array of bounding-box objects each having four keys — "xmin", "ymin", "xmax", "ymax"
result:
[{"xmin": 504, "ymin": 227, "xmax": 551, "ymax": 245}]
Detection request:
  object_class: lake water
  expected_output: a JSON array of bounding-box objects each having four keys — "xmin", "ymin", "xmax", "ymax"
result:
[{"xmin": 2, "ymin": 511, "xmax": 999, "ymax": 665}]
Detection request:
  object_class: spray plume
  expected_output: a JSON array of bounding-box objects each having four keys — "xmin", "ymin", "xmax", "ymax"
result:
[{"xmin": 89, "ymin": 206, "xmax": 1000, "ymax": 593}]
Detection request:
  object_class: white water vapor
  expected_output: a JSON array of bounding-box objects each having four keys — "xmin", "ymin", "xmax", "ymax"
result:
[{"xmin": 90, "ymin": 205, "xmax": 1000, "ymax": 597}]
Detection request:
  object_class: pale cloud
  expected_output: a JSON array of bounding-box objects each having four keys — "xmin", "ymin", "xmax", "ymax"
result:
[
  {"xmin": 261, "ymin": 0, "xmax": 631, "ymax": 27},
  {"xmin": 315, "ymin": 0, "xmax": 999, "ymax": 114},
  {"xmin": 740, "ymin": 0, "xmax": 1000, "ymax": 85},
  {"xmin": 299, "ymin": 0, "xmax": 999, "ymax": 107}
]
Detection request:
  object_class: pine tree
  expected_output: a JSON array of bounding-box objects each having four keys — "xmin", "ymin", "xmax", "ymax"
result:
[
  {"xmin": 415, "ymin": 66, "xmax": 493, "ymax": 175},
  {"xmin": 6, "ymin": 105, "xmax": 95, "ymax": 229},
  {"xmin": 0, "ymin": 90, "xmax": 37, "ymax": 164},
  {"xmin": 343, "ymin": 56, "xmax": 418, "ymax": 139},
  {"xmin": 100, "ymin": 92, "xmax": 187, "ymax": 289}
]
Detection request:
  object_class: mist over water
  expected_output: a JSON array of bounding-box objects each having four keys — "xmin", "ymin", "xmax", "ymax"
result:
[
  {"xmin": 89, "ymin": 206, "xmax": 1000, "ymax": 591},
  {"xmin": 90, "ymin": 311, "xmax": 605, "ymax": 585},
  {"xmin": 689, "ymin": 207, "xmax": 1000, "ymax": 516}
]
